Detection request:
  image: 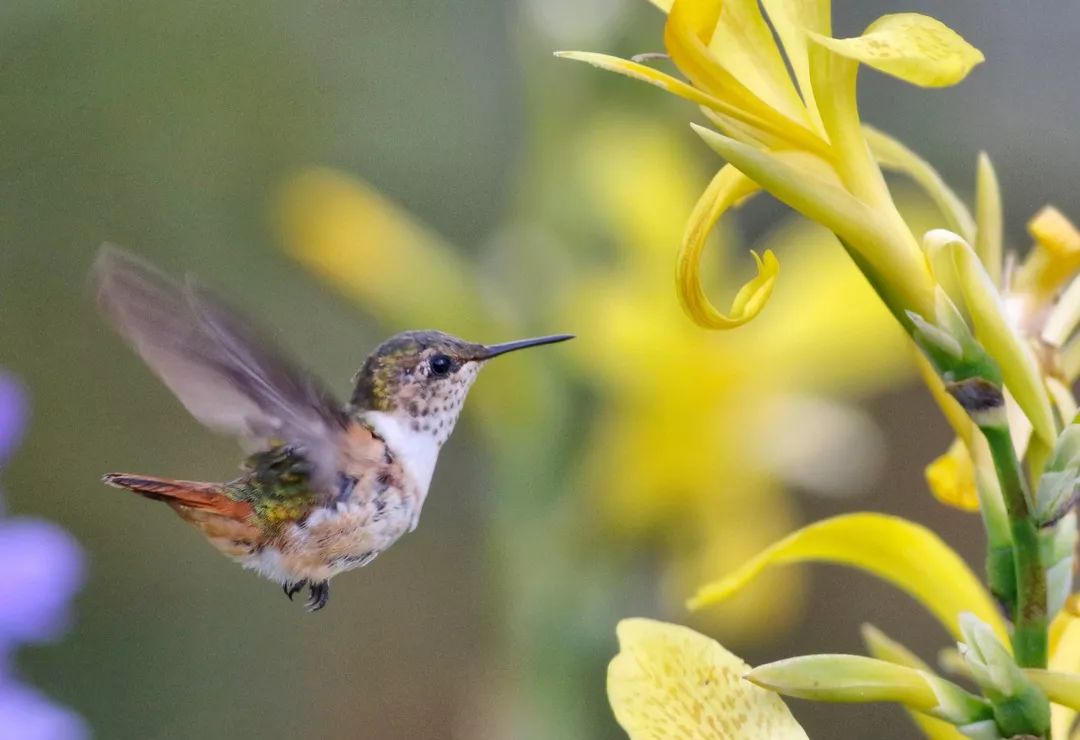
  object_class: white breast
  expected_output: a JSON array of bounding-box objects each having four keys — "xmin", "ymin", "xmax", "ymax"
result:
[{"xmin": 362, "ymin": 410, "xmax": 441, "ymax": 495}]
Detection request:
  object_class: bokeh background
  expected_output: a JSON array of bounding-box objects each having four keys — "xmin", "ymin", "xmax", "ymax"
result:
[{"xmin": 2, "ymin": 1, "xmax": 1079, "ymax": 738}]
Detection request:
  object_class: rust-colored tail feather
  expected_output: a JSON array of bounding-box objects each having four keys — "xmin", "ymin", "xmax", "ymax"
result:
[{"xmin": 103, "ymin": 473, "xmax": 252, "ymax": 520}]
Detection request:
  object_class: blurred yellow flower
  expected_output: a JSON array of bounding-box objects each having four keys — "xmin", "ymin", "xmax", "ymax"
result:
[{"xmin": 563, "ymin": 115, "xmax": 909, "ymax": 638}]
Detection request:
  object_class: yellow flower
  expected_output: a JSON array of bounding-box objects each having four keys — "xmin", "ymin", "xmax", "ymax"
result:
[
  {"xmin": 559, "ymin": 1, "xmax": 983, "ymax": 331},
  {"xmin": 611, "ymin": 514, "xmax": 1080, "ymax": 738}
]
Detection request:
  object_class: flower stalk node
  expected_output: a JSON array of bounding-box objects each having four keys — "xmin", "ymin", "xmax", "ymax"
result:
[{"xmin": 946, "ymin": 378, "xmax": 1006, "ymax": 420}]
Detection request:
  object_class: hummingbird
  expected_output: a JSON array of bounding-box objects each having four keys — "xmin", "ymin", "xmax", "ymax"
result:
[{"xmin": 94, "ymin": 247, "xmax": 571, "ymax": 611}]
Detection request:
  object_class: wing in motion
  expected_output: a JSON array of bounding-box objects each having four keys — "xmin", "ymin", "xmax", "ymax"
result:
[{"xmin": 93, "ymin": 245, "xmax": 348, "ymax": 492}]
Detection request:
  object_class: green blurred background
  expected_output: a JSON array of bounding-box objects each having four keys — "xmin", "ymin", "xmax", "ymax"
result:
[{"xmin": 2, "ymin": 1, "xmax": 1079, "ymax": 738}]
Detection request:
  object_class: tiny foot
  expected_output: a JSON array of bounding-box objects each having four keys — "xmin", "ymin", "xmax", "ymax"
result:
[
  {"xmin": 305, "ymin": 581, "xmax": 330, "ymax": 612},
  {"xmin": 283, "ymin": 580, "xmax": 307, "ymax": 601}
]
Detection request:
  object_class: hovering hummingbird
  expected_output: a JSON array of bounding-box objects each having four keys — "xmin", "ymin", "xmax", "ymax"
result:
[{"xmin": 94, "ymin": 247, "xmax": 571, "ymax": 611}]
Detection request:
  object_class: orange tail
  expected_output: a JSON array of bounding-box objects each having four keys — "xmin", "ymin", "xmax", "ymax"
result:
[{"xmin": 103, "ymin": 473, "xmax": 252, "ymax": 520}]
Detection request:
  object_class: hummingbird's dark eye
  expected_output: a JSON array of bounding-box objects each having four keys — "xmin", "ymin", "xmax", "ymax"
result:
[{"xmin": 429, "ymin": 354, "xmax": 452, "ymax": 377}]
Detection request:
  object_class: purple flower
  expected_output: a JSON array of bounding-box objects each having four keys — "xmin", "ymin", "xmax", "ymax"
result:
[
  {"xmin": 0, "ymin": 373, "xmax": 88, "ymax": 739},
  {"xmin": 0, "ymin": 520, "xmax": 84, "ymax": 649},
  {"xmin": 0, "ymin": 683, "xmax": 88, "ymax": 740}
]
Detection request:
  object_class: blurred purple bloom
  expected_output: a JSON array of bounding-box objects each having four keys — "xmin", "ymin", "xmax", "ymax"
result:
[
  {"xmin": 0, "ymin": 683, "xmax": 89, "ymax": 740},
  {"xmin": 0, "ymin": 520, "xmax": 84, "ymax": 649},
  {"xmin": 0, "ymin": 372, "xmax": 88, "ymax": 739}
]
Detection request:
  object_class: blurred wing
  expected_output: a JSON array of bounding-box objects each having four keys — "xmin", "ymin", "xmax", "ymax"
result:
[{"xmin": 93, "ymin": 246, "xmax": 347, "ymax": 489}]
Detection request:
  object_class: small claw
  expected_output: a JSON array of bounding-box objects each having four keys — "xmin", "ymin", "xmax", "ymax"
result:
[
  {"xmin": 305, "ymin": 581, "xmax": 329, "ymax": 612},
  {"xmin": 283, "ymin": 580, "xmax": 307, "ymax": 600}
]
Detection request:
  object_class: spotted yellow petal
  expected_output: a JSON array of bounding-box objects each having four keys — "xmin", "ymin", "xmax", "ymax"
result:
[
  {"xmin": 676, "ymin": 163, "xmax": 779, "ymax": 329},
  {"xmin": 809, "ymin": 14, "xmax": 984, "ymax": 88},
  {"xmin": 688, "ymin": 513, "xmax": 1009, "ymax": 645},
  {"xmin": 608, "ymin": 618, "xmax": 808, "ymax": 739}
]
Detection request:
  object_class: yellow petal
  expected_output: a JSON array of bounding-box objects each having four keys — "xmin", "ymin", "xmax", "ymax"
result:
[
  {"xmin": 925, "ymin": 438, "xmax": 980, "ymax": 512},
  {"xmin": 676, "ymin": 164, "xmax": 779, "ymax": 328},
  {"xmin": 664, "ymin": 0, "xmax": 826, "ymax": 154},
  {"xmin": 1043, "ymin": 271, "xmax": 1080, "ymax": 349},
  {"xmin": 608, "ymin": 618, "xmax": 809, "ymax": 739},
  {"xmin": 1015, "ymin": 206, "xmax": 1080, "ymax": 302},
  {"xmin": 809, "ymin": 14, "xmax": 984, "ymax": 88},
  {"xmin": 646, "ymin": 0, "xmax": 672, "ymax": 12},
  {"xmin": 553, "ymin": 51, "xmax": 763, "ymax": 132},
  {"xmin": 759, "ymin": 0, "xmax": 830, "ymax": 134},
  {"xmin": 706, "ymin": 0, "xmax": 810, "ymax": 126},
  {"xmin": 1026, "ymin": 670, "xmax": 1080, "ymax": 713},
  {"xmin": 864, "ymin": 126, "xmax": 975, "ymax": 243},
  {"xmin": 688, "ymin": 512, "xmax": 1010, "ymax": 645},
  {"xmin": 974, "ymin": 153, "xmax": 1003, "ymax": 288}
]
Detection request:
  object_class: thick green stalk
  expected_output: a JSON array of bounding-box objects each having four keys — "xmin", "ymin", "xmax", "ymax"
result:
[{"xmin": 981, "ymin": 423, "xmax": 1047, "ymax": 668}]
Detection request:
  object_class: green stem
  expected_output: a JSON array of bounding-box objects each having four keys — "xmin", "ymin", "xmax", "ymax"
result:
[
  {"xmin": 982, "ymin": 424, "xmax": 1047, "ymax": 668},
  {"xmin": 973, "ymin": 445, "xmax": 1017, "ymax": 609}
]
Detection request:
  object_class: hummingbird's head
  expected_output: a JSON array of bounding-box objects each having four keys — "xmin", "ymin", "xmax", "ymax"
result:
[{"xmin": 351, "ymin": 330, "xmax": 572, "ymax": 446}]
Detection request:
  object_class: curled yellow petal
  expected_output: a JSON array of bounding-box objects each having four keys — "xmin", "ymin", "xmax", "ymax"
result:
[
  {"xmin": 676, "ymin": 164, "xmax": 780, "ymax": 329},
  {"xmin": 925, "ymin": 438, "xmax": 980, "ymax": 512},
  {"xmin": 692, "ymin": 124, "xmax": 937, "ymax": 323},
  {"xmin": 809, "ymin": 13, "xmax": 984, "ymax": 88},
  {"xmin": 608, "ymin": 618, "xmax": 809, "ymax": 739},
  {"xmin": 689, "ymin": 513, "xmax": 1009, "ymax": 645}
]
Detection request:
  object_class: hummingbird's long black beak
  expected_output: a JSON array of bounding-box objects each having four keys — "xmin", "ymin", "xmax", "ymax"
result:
[{"xmin": 478, "ymin": 334, "xmax": 574, "ymax": 360}]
